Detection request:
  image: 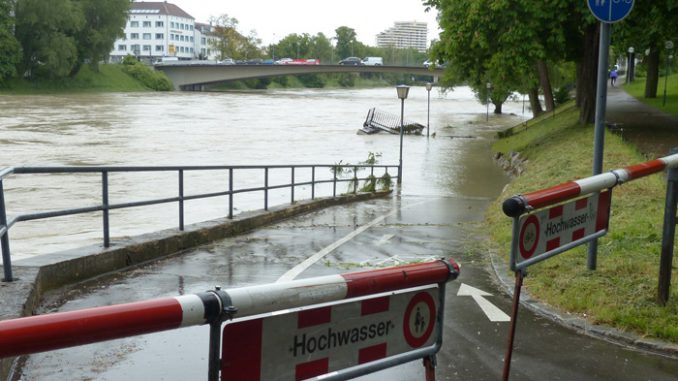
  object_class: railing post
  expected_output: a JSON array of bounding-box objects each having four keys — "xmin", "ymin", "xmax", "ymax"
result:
[
  {"xmin": 658, "ymin": 148, "xmax": 678, "ymax": 305},
  {"xmin": 264, "ymin": 167, "xmax": 269, "ymax": 211},
  {"xmin": 291, "ymin": 167, "xmax": 295, "ymax": 204},
  {"xmin": 333, "ymin": 166, "xmax": 337, "ymax": 198},
  {"xmin": 353, "ymin": 166, "xmax": 358, "ymax": 194},
  {"xmin": 102, "ymin": 171, "xmax": 110, "ymax": 248},
  {"xmin": 178, "ymin": 170, "xmax": 184, "ymax": 231},
  {"xmin": 311, "ymin": 166, "xmax": 315, "ymax": 200},
  {"xmin": 0, "ymin": 180, "xmax": 13, "ymax": 282},
  {"xmin": 228, "ymin": 168, "xmax": 233, "ymax": 219}
]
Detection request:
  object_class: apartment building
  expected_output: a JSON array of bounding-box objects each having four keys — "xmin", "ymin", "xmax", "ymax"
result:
[
  {"xmin": 376, "ymin": 21, "xmax": 428, "ymax": 52},
  {"xmin": 109, "ymin": 1, "xmax": 218, "ymax": 63}
]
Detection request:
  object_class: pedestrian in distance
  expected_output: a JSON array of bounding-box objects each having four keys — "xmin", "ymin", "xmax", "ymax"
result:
[{"xmin": 610, "ymin": 67, "xmax": 618, "ymax": 87}]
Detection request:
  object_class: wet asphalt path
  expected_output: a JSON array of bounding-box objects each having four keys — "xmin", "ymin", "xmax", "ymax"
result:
[{"xmin": 22, "ymin": 193, "xmax": 678, "ymax": 381}]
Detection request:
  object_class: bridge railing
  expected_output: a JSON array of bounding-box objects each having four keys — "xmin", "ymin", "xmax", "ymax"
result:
[{"xmin": 0, "ymin": 163, "xmax": 398, "ymax": 281}]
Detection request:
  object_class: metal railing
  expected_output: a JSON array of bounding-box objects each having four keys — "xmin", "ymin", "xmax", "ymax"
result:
[{"xmin": 0, "ymin": 163, "xmax": 398, "ymax": 282}]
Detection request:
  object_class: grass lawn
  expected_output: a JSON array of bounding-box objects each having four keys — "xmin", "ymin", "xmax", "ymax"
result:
[
  {"xmin": 0, "ymin": 64, "xmax": 150, "ymax": 94},
  {"xmin": 623, "ymin": 73, "xmax": 678, "ymax": 116},
  {"xmin": 487, "ymin": 106, "xmax": 678, "ymax": 342}
]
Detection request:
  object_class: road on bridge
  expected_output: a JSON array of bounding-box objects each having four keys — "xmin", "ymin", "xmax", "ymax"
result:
[{"xmin": 19, "ymin": 195, "xmax": 678, "ymax": 380}]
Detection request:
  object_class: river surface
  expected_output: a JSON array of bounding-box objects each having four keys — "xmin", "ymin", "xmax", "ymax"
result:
[{"xmin": 0, "ymin": 87, "xmax": 526, "ymax": 260}]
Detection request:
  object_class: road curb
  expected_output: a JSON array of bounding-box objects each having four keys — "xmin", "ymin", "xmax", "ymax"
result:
[{"xmin": 488, "ymin": 249, "xmax": 678, "ymax": 359}]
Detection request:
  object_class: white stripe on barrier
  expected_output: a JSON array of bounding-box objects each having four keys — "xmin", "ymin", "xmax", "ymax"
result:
[
  {"xmin": 576, "ymin": 172, "xmax": 619, "ymax": 195},
  {"xmin": 176, "ymin": 295, "xmax": 206, "ymax": 327},
  {"xmin": 662, "ymin": 153, "xmax": 678, "ymax": 168},
  {"xmin": 227, "ymin": 275, "xmax": 348, "ymax": 317}
]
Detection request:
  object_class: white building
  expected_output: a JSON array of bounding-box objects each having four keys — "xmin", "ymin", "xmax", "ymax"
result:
[
  {"xmin": 109, "ymin": 1, "xmax": 218, "ymax": 63},
  {"xmin": 376, "ymin": 21, "xmax": 428, "ymax": 52}
]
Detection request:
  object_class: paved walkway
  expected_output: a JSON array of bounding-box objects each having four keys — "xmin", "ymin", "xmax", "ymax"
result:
[{"xmin": 606, "ymin": 83, "xmax": 678, "ymax": 156}]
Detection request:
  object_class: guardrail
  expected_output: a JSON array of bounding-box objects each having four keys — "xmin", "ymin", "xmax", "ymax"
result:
[
  {"xmin": 0, "ymin": 163, "xmax": 398, "ymax": 282},
  {"xmin": 0, "ymin": 258, "xmax": 460, "ymax": 381}
]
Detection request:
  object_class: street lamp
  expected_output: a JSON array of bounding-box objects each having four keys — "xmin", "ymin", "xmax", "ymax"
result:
[
  {"xmin": 626, "ymin": 46, "xmax": 636, "ymax": 83},
  {"xmin": 396, "ymin": 85, "xmax": 410, "ymax": 185},
  {"xmin": 664, "ymin": 41, "xmax": 674, "ymax": 106},
  {"xmin": 486, "ymin": 82, "xmax": 492, "ymax": 122},
  {"xmin": 425, "ymin": 82, "xmax": 433, "ymax": 138}
]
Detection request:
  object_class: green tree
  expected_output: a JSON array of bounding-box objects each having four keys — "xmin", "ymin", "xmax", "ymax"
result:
[
  {"xmin": 614, "ymin": 2, "xmax": 678, "ymax": 98},
  {"xmin": 0, "ymin": 0, "xmax": 21, "ymax": 85},
  {"xmin": 209, "ymin": 14, "xmax": 262, "ymax": 60},
  {"xmin": 15, "ymin": 0, "xmax": 84, "ymax": 79},
  {"xmin": 335, "ymin": 26, "xmax": 358, "ymax": 58},
  {"xmin": 69, "ymin": 0, "xmax": 130, "ymax": 75},
  {"xmin": 425, "ymin": 0, "xmax": 599, "ymax": 122}
]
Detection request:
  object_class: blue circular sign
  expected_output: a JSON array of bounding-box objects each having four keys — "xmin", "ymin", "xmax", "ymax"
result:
[{"xmin": 587, "ymin": 0, "xmax": 634, "ymax": 23}]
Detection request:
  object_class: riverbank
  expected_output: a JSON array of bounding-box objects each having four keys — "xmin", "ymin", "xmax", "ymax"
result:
[
  {"xmin": 486, "ymin": 102, "xmax": 678, "ymax": 345},
  {"xmin": 0, "ymin": 65, "xmax": 151, "ymax": 94}
]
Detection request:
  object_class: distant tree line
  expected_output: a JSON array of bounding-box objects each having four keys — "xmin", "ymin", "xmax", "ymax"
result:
[
  {"xmin": 424, "ymin": 0, "xmax": 678, "ymax": 122},
  {"xmin": 0, "ymin": 0, "xmax": 130, "ymax": 84}
]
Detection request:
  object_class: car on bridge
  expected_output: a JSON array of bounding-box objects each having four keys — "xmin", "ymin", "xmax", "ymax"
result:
[{"xmin": 338, "ymin": 57, "xmax": 363, "ymax": 65}]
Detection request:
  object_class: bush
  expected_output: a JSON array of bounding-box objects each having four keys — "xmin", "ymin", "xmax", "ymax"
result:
[{"xmin": 120, "ymin": 55, "xmax": 173, "ymax": 91}]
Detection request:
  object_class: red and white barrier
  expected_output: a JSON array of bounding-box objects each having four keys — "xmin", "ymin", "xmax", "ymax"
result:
[
  {"xmin": 503, "ymin": 152, "xmax": 678, "ymax": 217},
  {"xmin": 0, "ymin": 258, "xmax": 459, "ymax": 358}
]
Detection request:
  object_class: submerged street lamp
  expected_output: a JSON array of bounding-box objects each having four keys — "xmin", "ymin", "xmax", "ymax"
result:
[
  {"xmin": 425, "ymin": 82, "xmax": 433, "ymax": 138},
  {"xmin": 396, "ymin": 84, "xmax": 410, "ymax": 185}
]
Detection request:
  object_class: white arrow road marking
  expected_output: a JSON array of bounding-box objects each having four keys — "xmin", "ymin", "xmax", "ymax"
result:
[
  {"xmin": 457, "ymin": 283, "xmax": 511, "ymax": 322},
  {"xmin": 376, "ymin": 234, "xmax": 395, "ymax": 246}
]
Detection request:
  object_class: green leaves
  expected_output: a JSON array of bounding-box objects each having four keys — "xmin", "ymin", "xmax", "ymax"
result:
[{"xmin": 13, "ymin": 0, "xmax": 128, "ymax": 79}]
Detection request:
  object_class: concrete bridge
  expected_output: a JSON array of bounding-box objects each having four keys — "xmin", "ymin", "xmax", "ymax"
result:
[{"xmin": 154, "ymin": 63, "xmax": 444, "ymax": 90}]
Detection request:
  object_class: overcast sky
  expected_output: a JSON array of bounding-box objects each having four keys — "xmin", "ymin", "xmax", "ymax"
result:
[{"xmin": 166, "ymin": 0, "xmax": 440, "ymax": 46}]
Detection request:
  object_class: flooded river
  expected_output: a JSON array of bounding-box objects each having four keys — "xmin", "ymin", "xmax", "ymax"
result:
[{"xmin": 0, "ymin": 87, "xmax": 526, "ymax": 259}]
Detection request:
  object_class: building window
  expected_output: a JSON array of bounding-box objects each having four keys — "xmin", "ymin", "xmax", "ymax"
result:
[
  {"xmin": 143, "ymin": 45, "xmax": 151, "ymax": 51},
  {"xmin": 190, "ymin": 37, "xmax": 194, "ymax": 42},
  {"xmin": 180, "ymin": 35, "xmax": 185, "ymax": 42},
  {"xmin": 131, "ymin": 33, "xmax": 139, "ymax": 39},
  {"xmin": 143, "ymin": 33, "xmax": 151, "ymax": 40},
  {"xmin": 131, "ymin": 44, "xmax": 140, "ymax": 54},
  {"xmin": 130, "ymin": 21, "xmax": 139, "ymax": 27},
  {"xmin": 190, "ymin": 25, "xmax": 194, "ymax": 31},
  {"xmin": 155, "ymin": 45, "xmax": 164, "ymax": 52},
  {"xmin": 118, "ymin": 45, "xmax": 127, "ymax": 51},
  {"xmin": 170, "ymin": 22, "xmax": 175, "ymax": 28},
  {"xmin": 155, "ymin": 33, "xmax": 164, "ymax": 39},
  {"xmin": 143, "ymin": 21, "xmax": 151, "ymax": 28},
  {"xmin": 201, "ymin": 37, "xmax": 206, "ymax": 45},
  {"xmin": 156, "ymin": 21, "xmax": 164, "ymax": 28}
]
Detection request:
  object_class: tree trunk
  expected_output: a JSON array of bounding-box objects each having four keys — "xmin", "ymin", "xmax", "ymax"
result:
[
  {"xmin": 577, "ymin": 23, "xmax": 599, "ymax": 124},
  {"xmin": 493, "ymin": 101, "xmax": 502, "ymax": 114},
  {"xmin": 644, "ymin": 46, "xmax": 660, "ymax": 98},
  {"xmin": 536, "ymin": 61, "xmax": 555, "ymax": 111},
  {"xmin": 528, "ymin": 87, "xmax": 543, "ymax": 117}
]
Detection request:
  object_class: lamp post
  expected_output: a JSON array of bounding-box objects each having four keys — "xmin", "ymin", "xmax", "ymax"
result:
[
  {"xmin": 396, "ymin": 85, "xmax": 410, "ymax": 185},
  {"xmin": 627, "ymin": 47, "xmax": 635, "ymax": 83},
  {"xmin": 425, "ymin": 82, "xmax": 433, "ymax": 138},
  {"xmin": 486, "ymin": 82, "xmax": 492, "ymax": 122},
  {"xmin": 664, "ymin": 41, "xmax": 674, "ymax": 107}
]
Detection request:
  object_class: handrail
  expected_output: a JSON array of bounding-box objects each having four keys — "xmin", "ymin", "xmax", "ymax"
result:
[
  {"xmin": 502, "ymin": 152, "xmax": 678, "ymax": 217},
  {"xmin": 0, "ymin": 163, "xmax": 398, "ymax": 282}
]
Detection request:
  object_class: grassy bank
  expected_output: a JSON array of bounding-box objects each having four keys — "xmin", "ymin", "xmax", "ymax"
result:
[
  {"xmin": 0, "ymin": 64, "xmax": 152, "ymax": 94},
  {"xmin": 623, "ymin": 73, "xmax": 678, "ymax": 116},
  {"xmin": 487, "ymin": 104, "xmax": 678, "ymax": 342}
]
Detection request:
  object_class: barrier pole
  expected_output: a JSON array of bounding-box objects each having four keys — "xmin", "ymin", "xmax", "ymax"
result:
[
  {"xmin": 502, "ymin": 269, "xmax": 525, "ymax": 381},
  {"xmin": 0, "ymin": 258, "xmax": 459, "ymax": 359}
]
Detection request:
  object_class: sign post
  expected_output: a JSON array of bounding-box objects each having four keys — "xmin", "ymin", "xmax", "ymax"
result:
[{"xmin": 585, "ymin": 0, "xmax": 634, "ymax": 271}]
